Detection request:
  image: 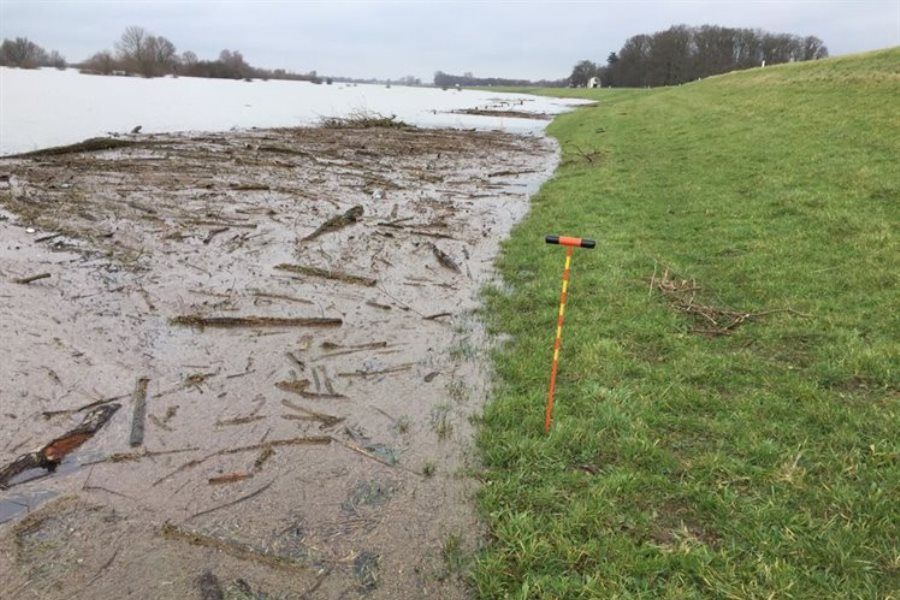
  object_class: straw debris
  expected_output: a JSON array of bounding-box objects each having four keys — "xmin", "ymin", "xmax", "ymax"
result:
[{"xmin": 275, "ymin": 263, "xmax": 377, "ymax": 287}]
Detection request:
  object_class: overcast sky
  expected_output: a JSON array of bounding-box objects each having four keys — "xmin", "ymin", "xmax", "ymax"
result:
[{"xmin": 2, "ymin": 1, "xmax": 898, "ymax": 80}]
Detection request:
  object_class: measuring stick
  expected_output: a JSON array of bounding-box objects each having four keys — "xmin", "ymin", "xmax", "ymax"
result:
[{"xmin": 544, "ymin": 235, "xmax": 595, "ymax": 433}]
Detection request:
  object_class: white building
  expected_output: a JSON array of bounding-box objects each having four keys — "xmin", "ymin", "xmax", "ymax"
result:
[{"xmin": 587, "ymin": 76, "xmax": 600, "ymax": 88}]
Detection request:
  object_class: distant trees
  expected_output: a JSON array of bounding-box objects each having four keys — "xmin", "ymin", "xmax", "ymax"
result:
[
  {"xmin": 76, "ymin": 25, "xmax": 320, "ymax": 83},
  {"xmin": 433, "ymin": 71, "xmax": 566, "ymax": 88},
  {"xmin": 83, "ymin": 50, "xmax": 116, "ymax": 75},
  {"xmin": 112, "ymin": 26, "xmax": 178, "ymax": 77},
  {"xmin": 572, "ymin": 25, "xmax": 829, "ymax": 88},
  {"xmin": 0, "ymin": 37, "xmax": 66, "ymax": 69},
  {"xmin": 47, "ymin": 50, "xmax": 67, "ymax": 69},
  {"xmin": 568, "ymin": 60, "xmax": 599, "ymax": 87}
]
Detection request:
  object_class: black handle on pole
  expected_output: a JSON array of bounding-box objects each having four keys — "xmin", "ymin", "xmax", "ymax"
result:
[{"xmin": 545, "ymin": 235, "xmax": 596, "ymax": 249}]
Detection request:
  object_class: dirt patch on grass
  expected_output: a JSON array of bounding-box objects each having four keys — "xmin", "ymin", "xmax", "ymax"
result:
[{"xmin": 646, "ymin": 499, "xmax": 721, "ymax": 551}]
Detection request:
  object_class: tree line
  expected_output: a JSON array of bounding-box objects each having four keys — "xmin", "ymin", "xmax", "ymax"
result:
[
  {"xmin": 433, "ymin": 70, "xmax": 566, "ymax": 89},
  {"xmin": 79, "ymin": 26, "xmax": 320, "ymax": 82},
  {"xmin": 570, "ymin": 24, "xmax": 828, "ymax": 88},
  {"xmin": 0, "ymin": 37, "xmax": 66, "ymax": 69}
]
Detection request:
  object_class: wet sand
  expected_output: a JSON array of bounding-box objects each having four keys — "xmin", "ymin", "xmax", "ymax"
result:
[{"xmin": 0, "ymin": 125, "xmax": 556, "ymax": 599}]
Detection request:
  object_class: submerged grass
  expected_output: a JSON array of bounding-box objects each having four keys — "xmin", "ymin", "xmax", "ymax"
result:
[{"xmin": 474, "ymin": 48, "xmax": 899, "ymax": 598}]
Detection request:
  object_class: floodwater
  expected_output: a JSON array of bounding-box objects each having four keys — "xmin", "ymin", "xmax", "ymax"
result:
[
  {"xmin": 0, "ymin": 67, "xmax": 587, "ymax": 155},
  {"xmin": 0, "ymin": 124, "xmax": 561, "ymax": 598}
]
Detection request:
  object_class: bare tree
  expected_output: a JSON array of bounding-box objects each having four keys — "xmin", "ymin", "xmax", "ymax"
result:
[
  {"xmin": 147, "ymin": 35, "xmax": 177, "ymax": 75},
  {"xmin": 801, "ymin": 36, "xmax": 828, "ymax": 61},
  {"xmin": 81, "ymin": 50, "xmax": 117, "ymax": 75},
  {"xmin": 113, "ymin": 26, "xmax": 177, "ymax": 77},
  {"xmin": 115, "ymin": 25, "xmax": 147, "ymax": 70},
  {"xmin": 181, "ymin": 50, "xmax": 198, "ymax": 67},
  {"xmin": 47, "ymin": 50, "xmax": 66, "ymax": 69},
  {"xmin": 0, "ymin": 37, "xmax": 49, "ymax": 68},
  {"xmin": 218, "ymin": 49, "xmax": 250, "ymax": 78}
]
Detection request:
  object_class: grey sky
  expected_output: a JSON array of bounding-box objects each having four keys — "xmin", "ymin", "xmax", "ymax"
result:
[{"xmin": 2, "ymin": 1, "xmax": 898, "ymax": 80}]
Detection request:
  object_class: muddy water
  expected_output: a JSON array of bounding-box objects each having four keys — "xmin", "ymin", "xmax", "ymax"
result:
[{"xmin": 0, "ymin": 126, "xmax": 556, "ymax": 599}]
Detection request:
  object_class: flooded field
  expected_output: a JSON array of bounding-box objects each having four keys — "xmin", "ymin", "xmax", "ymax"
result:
[
  {"xmin": 0, "ymin": 67, "xmax": 586, "ymax": 155},
  {"xmin": 0, "ymin": 123, "xmax": 558, "ymax": 598}
]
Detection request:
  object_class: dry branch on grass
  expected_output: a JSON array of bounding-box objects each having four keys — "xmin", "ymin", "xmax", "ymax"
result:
[
  {"xmin": 651, "ymin": 268, "xmax": 809, "ymax": 336},
  {"xmin": 565, "ymin": 144, "xmax": 604, "ymax": 166}
]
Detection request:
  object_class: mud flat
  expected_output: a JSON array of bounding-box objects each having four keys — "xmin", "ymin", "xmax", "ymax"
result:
[{"xmin": 0, "ymin": 124, "xmax": 556, "ymax": 598}]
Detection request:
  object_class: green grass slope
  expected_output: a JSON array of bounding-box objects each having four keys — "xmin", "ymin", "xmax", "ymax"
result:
[{"xmin": 474, "ymin": 48, "xmax": 899, "ymax": 598}]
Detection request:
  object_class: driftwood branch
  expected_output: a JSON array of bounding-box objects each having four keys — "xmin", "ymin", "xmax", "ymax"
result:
[
  {"xmin": 171, "ymin": 315, "xmax": 342, "ymax": 328},
  {"xmin": 13, "ymin": 272, "xmax": 51, "ymax": 284},
  {"xmin": 0, "ymin": 404, "xmax": 120, "ymax": 489},
  {"xmin": 275, "ymin": 263, "xmax": 377, "ymax": 287},
  {"xmin": 302, "ymin": 205, "xmax": 363, "ymax": 241}
]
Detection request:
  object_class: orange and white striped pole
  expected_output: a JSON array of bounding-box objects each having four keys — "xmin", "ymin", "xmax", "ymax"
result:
[{"xmin": 544, "ymin": 235, "xmax": 595, "ymax": 433}]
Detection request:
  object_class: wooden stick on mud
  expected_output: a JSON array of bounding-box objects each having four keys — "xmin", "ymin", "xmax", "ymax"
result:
[
  {"xmin": 153, "ymin": 436, "xmax": 332, "ymax": 486},
  {"xmin": 189, "ymin": 479, "xmax": 275, "ymax": 519},
  {"xmin": 82, "ymin": 446, "xmax": 199, "ymax": 466},
  {"xmin": 430, "ymin": 243, "xmax": 461, "ymax": 273},
  {"xmin": 275, "ymin": 379, "xmax": 311, "ymax": 395},
  {"xmin": 13, "ymin": 272, "xmax": 51, "ymax": 284},
  {"xmin": 0, "ymin": 404, "xmax": 120, "ymax": 489},
  {"xmin": 281, "ymin": 398, "xmax": 344, "ymax": 428},
  {"xmin": 129, "ymin": 377, "xmax": 150, "ymax": 447},
  {"xmin": 41, "ymin": 392, "xmax": 130, "ymax": 418},
  {"xmin": 171, "ymin": 315, "xmax": 342, "ymax": 328},
  {"xmin": 274, "ymin": 263, "xmax": 377, "ymax": 287},
  {"xmin": 302, "ymin": 205, "xmax": 363, "ymax": 241},
  {"xmin": 161, "ymin": 522, "xmax": 310, "ymax": 573},
  {"xmin": 423, "ymin": 312, "xmax": 452, "ymax": 320}
]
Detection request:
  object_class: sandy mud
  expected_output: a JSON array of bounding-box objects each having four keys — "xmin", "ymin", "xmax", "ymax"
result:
[{"xmin": 0, "ymin": 124, "xmax": 555, "ymax": 599}]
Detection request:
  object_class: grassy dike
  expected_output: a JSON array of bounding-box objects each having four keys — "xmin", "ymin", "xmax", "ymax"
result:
[{"xmin": 471, "ymin": 48, "xmax": 898, "ymax": 598}]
